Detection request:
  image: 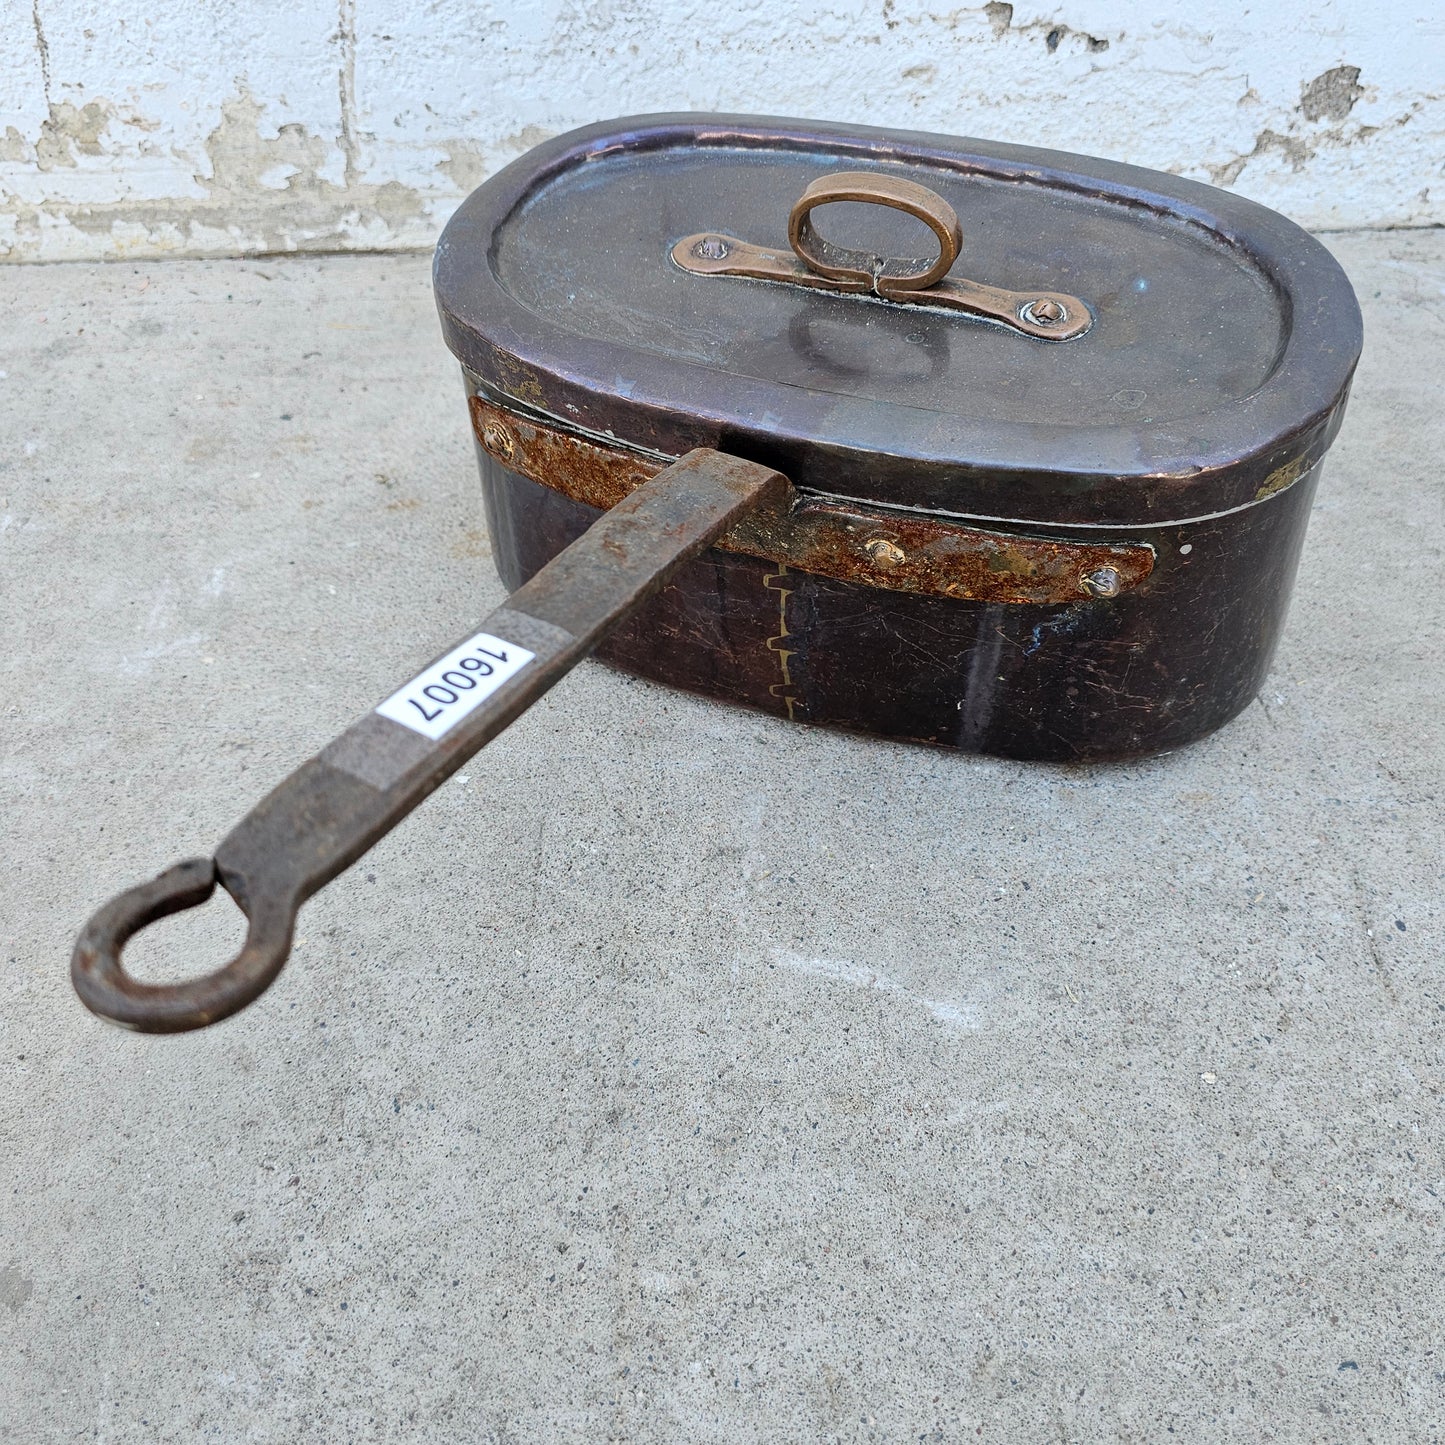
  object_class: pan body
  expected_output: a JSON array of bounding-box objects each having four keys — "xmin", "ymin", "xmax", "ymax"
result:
[
  {"xmin": 437, "ymin": 118, "xmax": 1359, "ymax": 761},
  {"xmin": 477, "ymin": 447, "xmax": 1320, "ymax": 761}
]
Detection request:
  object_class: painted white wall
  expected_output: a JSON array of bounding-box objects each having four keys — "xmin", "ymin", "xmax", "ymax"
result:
[{"xmin": 1, "ymin": 1, "xmax": 1439, "ymax": 262}]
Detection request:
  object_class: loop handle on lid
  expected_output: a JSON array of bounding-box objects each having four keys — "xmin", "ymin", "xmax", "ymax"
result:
[{"xmin": 787, "ymin": 171, "xmax": 962, "ymax": 295}]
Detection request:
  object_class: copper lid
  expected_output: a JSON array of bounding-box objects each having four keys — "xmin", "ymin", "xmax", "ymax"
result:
[{"xmin": 435, "ymin": 114, "xmax": 1361, "ymax": 528}]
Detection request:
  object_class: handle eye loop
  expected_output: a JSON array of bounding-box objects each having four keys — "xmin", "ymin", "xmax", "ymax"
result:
[{"xmin": 71, "ymin": 857, "xmax": 297, "ymax": 1033}]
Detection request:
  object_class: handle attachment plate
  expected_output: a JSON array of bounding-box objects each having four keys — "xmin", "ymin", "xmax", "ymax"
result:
[{"xmin": 471, "ymin": 396, "xmax": 1153, "ymax": 606}]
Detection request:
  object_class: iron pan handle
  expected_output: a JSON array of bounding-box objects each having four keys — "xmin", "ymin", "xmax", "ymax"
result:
[{"xmin": 72, "ymin": 449, "xmax": 789, "ymax": 1033}]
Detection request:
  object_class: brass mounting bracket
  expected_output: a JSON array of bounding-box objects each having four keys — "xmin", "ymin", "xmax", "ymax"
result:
[{"xmin": 672, "ymin": 170, "xmax": 1093, "ymax": 342}]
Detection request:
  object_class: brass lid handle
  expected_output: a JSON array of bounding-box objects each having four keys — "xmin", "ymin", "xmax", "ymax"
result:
[
  {"xmin": 673, "ymin": 170, "xmax": 1092, "ymax": 341},
  {"xmin": 787, "ymin": 171, "xmax": 962, "ymax": 295}
]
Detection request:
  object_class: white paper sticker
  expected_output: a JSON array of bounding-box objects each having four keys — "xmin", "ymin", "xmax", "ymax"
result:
[{"xmin": 375, "ymin": 631, "xmax": 535, "ymax": 741}]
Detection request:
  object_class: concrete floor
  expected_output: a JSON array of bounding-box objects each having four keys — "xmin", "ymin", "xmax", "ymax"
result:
[{"xmin": 1, "ymin": 231, "xmax": 1442, "ymax": 1443}]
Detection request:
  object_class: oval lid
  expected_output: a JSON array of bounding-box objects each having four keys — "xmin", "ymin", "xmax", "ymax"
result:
[{"xmin": 435, "ymin": 114, "xmax": 1362, "ymax": 529}]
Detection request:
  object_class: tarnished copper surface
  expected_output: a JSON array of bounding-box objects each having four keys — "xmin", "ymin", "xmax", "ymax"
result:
[
  {"xmin": 470, "ymin": 395, "xmax": 1153, "ymax": 604},
  {"xmin": 672, "ymin": 170, "xmax": 1092, "ymax": 342}
]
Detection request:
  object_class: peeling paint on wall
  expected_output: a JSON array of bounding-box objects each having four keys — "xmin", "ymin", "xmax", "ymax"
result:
[
  {"xmin": 1300, "ymin": 65, "xmax": 1366, "ymax": 125},
  {"xmin": 1, "ymin": 89, "xmax": 433, "ymax": 260},
  {"xmin": 1206, "ymin": 63, "xmax": 1418, "ymax": 191},
  {"xmin": 34, "ymin": 100, "xmax": 111, "ymax": 170},
  {"xmin": 0, "ymin": 0, "xmax": 1440, "ymax": 263}
]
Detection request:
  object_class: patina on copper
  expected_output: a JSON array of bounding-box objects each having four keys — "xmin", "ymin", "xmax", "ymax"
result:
[
  {"xmin": 437, "ymin": 115, "xmax": 1360, "ymax": 524},
  {"xmin": 71, "ymin": 117, "xmax": 1365, "ymax": 1038}
]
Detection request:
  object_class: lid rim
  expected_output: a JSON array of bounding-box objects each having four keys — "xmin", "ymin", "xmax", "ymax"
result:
[
  {"xmin": 435, "ymin": 113, "xmax": 1362, "ymax": 528},
  {"xmin": 465, "ymin": 376, "xmax": 1337, "ymax": 533}
]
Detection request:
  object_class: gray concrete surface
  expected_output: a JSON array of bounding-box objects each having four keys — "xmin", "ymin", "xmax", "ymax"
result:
[{"xmin": 1, "ymin": 233, "xmax": 1441, "ymax": 1443}]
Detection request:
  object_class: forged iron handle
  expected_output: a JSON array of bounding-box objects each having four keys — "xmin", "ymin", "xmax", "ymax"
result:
[{"xmin": 72, "ymin": 448, "xmax": 790, "ymax": 1033}]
